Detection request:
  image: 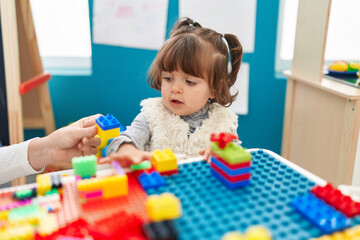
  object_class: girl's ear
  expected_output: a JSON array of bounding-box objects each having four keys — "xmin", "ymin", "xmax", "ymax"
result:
[{"xmin": 210, "ymin": 89, "xmax": 215, "ymax": 99}]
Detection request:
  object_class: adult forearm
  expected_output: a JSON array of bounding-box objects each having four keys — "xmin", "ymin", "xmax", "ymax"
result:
[{"xmin": 28, "ymin": 136, "xmax": 52, "ymax": 170}]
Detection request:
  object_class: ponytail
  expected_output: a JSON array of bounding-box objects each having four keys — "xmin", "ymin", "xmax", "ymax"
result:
[{"xmin": 223, "ymin": 34, "xmax": 243, "ymax": 88}]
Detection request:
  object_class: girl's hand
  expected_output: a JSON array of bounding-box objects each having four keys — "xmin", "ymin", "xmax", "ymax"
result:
[
  {"xmin": 199, "ymin": 145, "xmax": 211, "ymax": 163},
  {"xmin": 98, "ymin": 143, "xmax": 152, "ymax": 167}
]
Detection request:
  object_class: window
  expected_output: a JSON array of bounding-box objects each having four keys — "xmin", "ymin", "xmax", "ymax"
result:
[
  {"xmin": 276, "ymin": 0, "xmax": 360, "ymax": 73},
  {"xmin": 30, "ymin": 0, "xmax": 92, "ymax": 75}
]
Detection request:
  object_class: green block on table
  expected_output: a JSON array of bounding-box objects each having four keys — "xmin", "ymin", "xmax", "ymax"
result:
[
  {"xmin": 9, "ymin": 204, "xmax": 40, "ymax": 221},
  {"xmin": 131, "ymin": 160, "xmax": 151, "ymax": 171},
  {"xmin": 15, "ymin": 189, "xmax": 33, "ymax": 199},
  {"xmin": 72, "ymin": 155, "xmax": 97, "ymax": 178},
  {"xmin": 211, "ymin": 142, "xmax": 251, "ymax": 164},
  {"xmin": 45, "ymin": 188, "xmax": 58, "ymax": 195}
]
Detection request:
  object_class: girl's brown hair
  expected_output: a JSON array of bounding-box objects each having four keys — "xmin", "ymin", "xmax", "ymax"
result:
[{"xmin": 148, "ymin": 17, "xmax": 243, "ymax": 106}]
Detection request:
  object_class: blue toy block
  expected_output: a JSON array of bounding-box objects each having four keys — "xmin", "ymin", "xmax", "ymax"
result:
[
  {"xmin": 211, "ymin": 169, "xmax": 250, "ymax": 189},
  {"xmin": 290, "ymin": 193, "xmax": 350, "ymax": 234},
  {"xmin": 96, "ymin": 114, "xmax": 120, "ymax": 130},
  {"xmin": 138, "ymin": 172, "xmax": 166, "ymax": 190},
  {"xmin": 211, "ymin": 156, "xmax": 251, "ymax": 176}
]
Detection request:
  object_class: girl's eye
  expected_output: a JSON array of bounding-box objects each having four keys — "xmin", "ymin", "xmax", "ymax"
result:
[
  {"xmin": 186, "ymin": 80, "xmax": 196, "ymax": 85},
  {"xmin": 163, "ymin": 77, "xmax": 171, "ymax": 81}
]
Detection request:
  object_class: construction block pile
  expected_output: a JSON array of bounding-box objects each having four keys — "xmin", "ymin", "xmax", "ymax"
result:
[
  {"xmin": 0, "ymin": 149, "xmax": 182, "ymax": 240},
  {"xmin": 291, "ymin": 183, "xmax": 360, "ymax": 235},
  {"xmin": 95, "ymin": 114, "xmax": 121, "ymax": 157},
  {"xmin": 210, "ymin": 133, "xmax": 252, "ymax": 189},
  {"xmin": 72, "ymin": 155, "xmax": 128, "ymax": 203},
  {"xmin": 0, "ymin": 191, "xmax": 62, "ymax": 239}
]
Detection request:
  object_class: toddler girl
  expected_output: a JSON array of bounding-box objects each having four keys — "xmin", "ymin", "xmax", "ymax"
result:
[{"xmin": 100, "ymin": 17, "xmax": 243, "ymax": 166}]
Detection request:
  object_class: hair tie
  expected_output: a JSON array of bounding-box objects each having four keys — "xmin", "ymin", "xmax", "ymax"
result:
[{"xmin": 222, "ymin": 35, "xmax": 232, "ymax": 74}]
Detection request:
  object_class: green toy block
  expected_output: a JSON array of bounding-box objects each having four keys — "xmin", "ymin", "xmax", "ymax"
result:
[
  {"xmin": 72, "ymin": 155, "xmax": 97, "ymax": 178},
  {"xmin": 211, "ymin": 142, "xmax": 251, "ymax": 164},
  {"xmin": 15, "ymin": 189, "xmax": 34, "ymax": 200},
  {"xmin": 45, "ymin": 188, "xmax": 59, "ymax": 195},
  {"xmin": 9, "ymin": 204, "xmax": 41, "ymax": 222},
  {"xmin": 131, "ymin": 160, "xmax": 152, "ymax": 171}
]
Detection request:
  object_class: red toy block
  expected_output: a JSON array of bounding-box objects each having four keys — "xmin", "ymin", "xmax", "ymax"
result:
[
  {"xmin": 211, "ymin": 163, "xmax": 251, "ymax": 183},
  {"xmin": 210, "ymin": 133, "xmax": 237, "ymax": 149},
  {"xmin": 88, "ymin": 210, "xmax": 145, "ymax": 240},
  {"xmin": 133, "ymin": 166, "xmax": 157, "ymax": 179},
  {"xmin": 159, "ymin": 169, "xmax": 179, "ymax": 176},
  {"xmin": 311, "ymin": 183, "xmax": 360, "ymax": 217},
  {"xmin": 211, "ymin": 152, "xmax": 251, "ymax": 169}
]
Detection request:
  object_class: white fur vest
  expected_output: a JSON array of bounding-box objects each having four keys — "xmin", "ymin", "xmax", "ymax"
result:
[{"xmin": 141, "ymin": 98, "xmax": 238, "ymax": 158}]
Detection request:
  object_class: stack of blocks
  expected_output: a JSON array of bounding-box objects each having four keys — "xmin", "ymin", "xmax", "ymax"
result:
[
  {"xmin": 95, "ymin": 114, "xmax": 120, "ymax": 157},
  {"xmin": 151, "ymin": 148, "xmax": 178, "ymax": 175},
  {"xmin": 210, "ymin": 133, "xmax": 252, "ymax": 189}
]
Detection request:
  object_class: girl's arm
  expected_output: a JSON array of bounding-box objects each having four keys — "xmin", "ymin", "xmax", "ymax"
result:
[
  {"xmin": 100, "ymin": 112, "xmax": 152, "ymax": 166},
  {"xmin": 106, "ymin": 112, "xmax": 151, "ymax": 155}
]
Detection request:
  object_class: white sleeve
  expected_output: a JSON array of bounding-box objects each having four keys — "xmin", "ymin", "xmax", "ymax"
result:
[{"xmin": 0, "ymin": 138, "xmax": 44, "ymax": 184}]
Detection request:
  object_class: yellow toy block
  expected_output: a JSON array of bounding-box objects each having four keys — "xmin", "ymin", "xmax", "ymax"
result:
[
  {"xmin": 222, "ymin": 226, "xmax": 272, "ymax": 240},
  {"xmin": 152, "ymin": 149, "xmax": 178, "ymax": 173},
  {"xmin": 96, "ymin": 135, "xmax": 109, "ymax": 149},
  {"xmin": 38, "ymin": 213, "xmax": 58, "ymax": 236},
  {"xmin": 36, "ymin": 174, "xmax": 51, "ymax": 195},
  {"xmin": 77, "ymin": 178, "xmax": 104, "ymax": 192},
  {"xmin": 245, "ymin": 226, "xmax": 272, "ymax": 240},
  {"xmin": 222, "ymin": 231, "xmax": 245, "ymax": 240},
  {"xmin": 77, "ymin": 174, "xmax": 128, "ymax": 199},
  {"xmin": 0, "ymin": 223, "xmax": 34, "ymax": 240},
  {"xmin": 0, "ymin": 210, "xmax": 9, "ymax": 221},
  {"xmin": 95, "ymin": 134, "xmax": 109, "ymax": 157},
  {"xmin": 146, "ymin": 193, "xmax": 181, "ymax": 221},
  {"xmin": 102, "ymin": 175, "xmax": 128, "ymax": 199},
  {"xmin": 96, "ymin": 126, "xmax": 120, "ymax": 141},
  {"xmin": 311, "ymin": 225, "xmax": 360, "ymax": 240}
]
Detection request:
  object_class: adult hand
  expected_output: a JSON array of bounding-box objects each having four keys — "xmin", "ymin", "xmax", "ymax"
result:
[
  {"xmin": 28, "ymin": 114, "xmax": 101, "ymax": 170},
  {"xmin": 99, "ymin": 143, "xmax": 152, "ymax": 168}
]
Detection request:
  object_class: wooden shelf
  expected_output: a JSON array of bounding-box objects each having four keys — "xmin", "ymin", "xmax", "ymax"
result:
[{"xmin": 284, "ymin": 70, "xmax": 360, "ymax": 100}]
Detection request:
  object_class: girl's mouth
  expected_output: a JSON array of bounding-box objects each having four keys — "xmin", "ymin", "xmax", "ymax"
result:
[{"xmin": 171, "ymin": 99, "xmax": 183, "ymax": 104}]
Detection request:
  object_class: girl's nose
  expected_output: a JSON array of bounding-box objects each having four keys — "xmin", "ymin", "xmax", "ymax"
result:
[{"xmin": 171, "ymin": 80, "xmax": 183, "ymax": 93}]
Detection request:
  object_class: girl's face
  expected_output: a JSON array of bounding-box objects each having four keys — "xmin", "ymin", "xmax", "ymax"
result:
[{"xmin": 161, "ymin": 70, "xmax": 214, "ymax": 116}]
